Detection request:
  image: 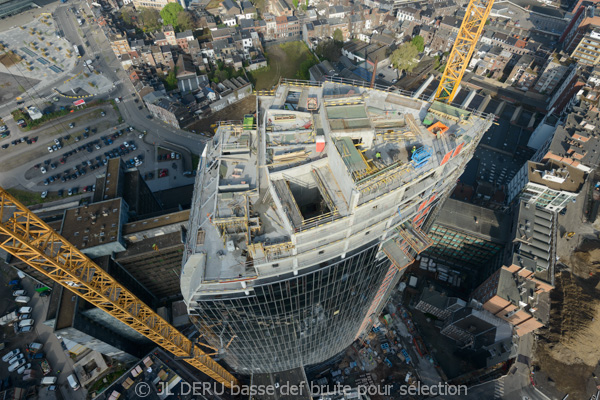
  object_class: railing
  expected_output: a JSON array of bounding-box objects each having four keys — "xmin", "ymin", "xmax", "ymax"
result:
[
  {"xmin": 275, "ymin": 77, "xmax": 496, "ymax": 120},
  {"xmin": 295, "ymin": 210, "xmax": 343, "ymax": 233}
]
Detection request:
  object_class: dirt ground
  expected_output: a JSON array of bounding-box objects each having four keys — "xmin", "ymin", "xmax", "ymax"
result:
[
  {"xmin": 185, "ymin": 95, "xmax": 256, "ymax": 136},
  {"xmin": 533, "ymin": 240, "xmax": 600, "ymax": 399}
]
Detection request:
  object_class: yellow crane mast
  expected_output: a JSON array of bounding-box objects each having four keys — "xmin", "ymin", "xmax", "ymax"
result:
[
  {"xmin": 434, "ymin": 0, "xmax": 495, "ymax": 103},
  {"xmin": 0, "ymin": 188, "xmax": 238, "ymax": 388}
]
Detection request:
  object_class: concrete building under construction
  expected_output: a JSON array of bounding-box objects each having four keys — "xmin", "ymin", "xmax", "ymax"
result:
[{"xmin": 181, "ymin": 80, "xmax": 494, "ymax": 374}]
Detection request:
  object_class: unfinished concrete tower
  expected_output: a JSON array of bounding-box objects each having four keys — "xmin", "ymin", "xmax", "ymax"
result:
[{"xmin": 181, "ymin": 81, "xmax": 494, "ymax": 373}]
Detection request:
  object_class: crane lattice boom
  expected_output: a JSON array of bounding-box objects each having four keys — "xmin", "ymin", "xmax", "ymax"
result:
[
  {"xmin": 434, "ymin": 0, "xmax": 495, "ymax": 103},
  {"xmin": 0, "ymin": 188, "xmax": 237, "ymax": 388}
]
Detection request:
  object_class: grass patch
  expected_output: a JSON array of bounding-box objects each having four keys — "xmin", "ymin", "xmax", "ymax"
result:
[
  {"xmin": 192, "ymin": 153, "xmax": 200, "ymax": 170},
  {"xmin": 249, "ymin": 41, "xmax": 318, "ymax": 90},
  {"xmin": 88, "ymin": 368, "xmax": 126, "ymax": 395},
  {"xmin": 6, "ymin": 188, "xmax": 61, "ymax": 206}
]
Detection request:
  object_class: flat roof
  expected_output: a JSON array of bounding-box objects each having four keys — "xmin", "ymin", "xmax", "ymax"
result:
[
  {"xmin": 435, "ymin": 198, "xmax": 511, "ymax": 243},
  {"xmin": 122, "ymin": 209, "xmax": 190, "ymax": 235},
  {"xmin": 527, "ymin": 160, "xmax": 585, "ymax": 193},
  {"xmin": 60, "ymin": 198, "xmax": 123, "ymax": 250}
]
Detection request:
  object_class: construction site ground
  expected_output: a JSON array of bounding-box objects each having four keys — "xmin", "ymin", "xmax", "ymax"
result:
[{"xmin": 533, "ymin": 175, "xmax": 600, "ymax": 399}]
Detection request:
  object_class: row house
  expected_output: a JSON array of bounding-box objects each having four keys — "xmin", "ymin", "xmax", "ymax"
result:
[
  {"xmin": 239, "ymin": 1, "xmax": 257, "ymax": 20},
  {"xmin": 270, "ymin": 0, "xmax": 293, "ymax": 17},
  {"xmin": 328, "ymin": 5, "xmax": 347, "ymax": 19},
  {"xmin": 109, "ymin": 31, "xmax": 131, "ymax": 58},
  {"xmin": 175, "ymin": 30, "xmax": 194, "ymax": 53},
  {"xmin": 432, "ymin": 0, "xmax": 458, "ymax": 18},
  {"xmin": 328, "ymin": 17, "xmax": 349, "ymax": 41},
  {"xmin": 439, "ymin": 15, "xmax": 462, "ymax": 33},
  {"xmin": 396, "ymin": 6, "xmax": 420, "ymax": 22},
  {"xmin": 429, "ymin": 26, "xmax": 455, "ymax": 53}
]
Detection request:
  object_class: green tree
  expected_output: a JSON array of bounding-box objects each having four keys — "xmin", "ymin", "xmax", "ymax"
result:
[
  {"xmin": 160, "ymin": 2, "xmax": 184, "ymax": 27},
  {"xmin": 176, "ymin": 11, "xmax": 194, "ymax": 31},
  {"xmin": 390, "ymin": 42, "xmax": 419, "ymax": 72},
  {"xmin": 333, "ymin": 28, "xmax": 343, "ymax": 42},
  {"xmin": 164, "ymin": 67, "xmax": 178, "ymax": 91},
  {"xmin": 315, "ymin": 39, "xmax": 342, "ymax": 62},
  {"xmin": 120, "ymin": 10, "xmax": 132, "ymax": 25},
  {"xmin": 293, "ymin": 0, "xmax": 298, "ymax": 7},
  {"xmin": 411, "ymin": 35, "xmax": 425, "ymax": 52},
  {"xmin": 139, "ymin": 8, "xmax": 161, "ymax": 32}
]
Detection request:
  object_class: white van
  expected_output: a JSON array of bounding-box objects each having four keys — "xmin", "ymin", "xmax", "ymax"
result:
[
  {"xmin": 18, "ymin": 319, "xmax": 34, "ymax": 328},
  {"xmin": 15, "ymin": 296, "xmax": 30, "ymax": 304},
  {"xmin": 67, "ymin": 374, "xmax": 80, "ymax": 391},
  {"xmin": 41, "ymin": 376, "xmax": 57, "ymax": 385}
]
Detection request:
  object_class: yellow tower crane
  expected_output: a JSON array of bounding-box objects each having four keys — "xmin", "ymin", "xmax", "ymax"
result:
[
  {"xmin": 0, "ymin": 188, "xmax": 238, "ymax": 388},
  {"xmin": 434, "ymin": 0, "xmax": 496, "ymax": 103}
]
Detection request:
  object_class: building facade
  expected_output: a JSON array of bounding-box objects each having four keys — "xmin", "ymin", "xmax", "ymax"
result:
[{"xmin": 181, "ymin": 82, "xmax": 493, "ymax": 373}]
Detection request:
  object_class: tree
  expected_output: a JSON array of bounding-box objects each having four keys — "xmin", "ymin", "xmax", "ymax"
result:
[
  {"xmin": 333, "ymin": 28, "xmax": 343, "ymax": 43},
  {"xmin": 120, "ymin": 10, "xmax": 132, "ymax": 25},
  {"xmin": 164, "ymin": 67, "xmax": 178, "ymax": 91},
  {"xmin": 176, "ymin": 11, "xmax": 194, "ymax": 31},
  {"xmin": 293, "ymin": 0, "xmax": 298, "ymax": 7},
  {"xmin": 139, "ymin": 8, "xmax": 161, "ymax": 33},
  {"xmin": 316, "ymin": 39, "xmax": 342, "ymax": 62},
  {"xmin": 390, "ymin": 43, "xmax": 419, "ymax": 72},
  {"xmin": 160, "ymin": 2, "xmax": 184, "ymax": 27},
  {"xmin": 411, "ymin": 35, "xmax": 425, "ymax": 53}
]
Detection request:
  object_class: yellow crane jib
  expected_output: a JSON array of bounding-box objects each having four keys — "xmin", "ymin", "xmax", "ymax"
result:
[
  {"xmin": 0, "ymin": 188, "xmax": 238, "ymax": 388},
  {"xmin": 434, "ymin": 0, "xmax": 495, "ymax": 103}
]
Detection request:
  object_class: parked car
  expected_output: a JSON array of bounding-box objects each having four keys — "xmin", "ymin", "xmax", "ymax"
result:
[
  {"xmin": 18, "ymin": 319, "xmax": 34, "ymax": 328},
  {"xmin": 16, "ymin": 326, "xmax": 33, "ymax": 334},
  {"xmin": 17, "ymin": 363, "xmax": 31, "ymax": 374},
  {"xmin": 67, "ymin": 374, "xmax": 81, "ymax": 391},
  {"xmin": 2, "ymin": 349, "xmax": 21, "ymax": 362},
  {"xmin": 17, "ymin": 307, "xmax": 32, "ymax": 315},
  {"xmin": 13, "ymin": 290, "xmax": 27, "ymax": 297},
  {"xmin": 15, "ymin": 296, "xmax": 30, "ymax": 304},
  {"xmin": 7, "ymin": 353, "xmax": 24, "ymax": 365},
  {"xmin": 8, "ymin": 359, "xmax": 26, "ymax": 372}
]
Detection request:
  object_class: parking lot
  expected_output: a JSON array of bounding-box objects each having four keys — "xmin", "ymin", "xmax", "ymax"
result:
[
  {"xmin": 0, "ymin": 265, "xmax": 87, "ymax": 400},
  {"xmin": 0, "ymin": 103, "xmax": 196, "ymax": 198}
]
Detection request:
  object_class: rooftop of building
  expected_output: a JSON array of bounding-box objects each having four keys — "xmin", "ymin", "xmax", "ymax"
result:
[
  {"xmin": 527, "ymin": 159, "xmax": 586, "ymax": 192},
  {"xmin": 544, "ymin": 102, "xmax": 600, "ymax": 170},
  {"xmin": 181, "ymin": 81, "xmax": 494, "ymax": 300},
  {"xmin": 435, "ymin": 198, "xmax": 512, "ymax": 243},
  {"xmin": 60, "ymin": 198, "xmax": 124, "ymax": 250}
]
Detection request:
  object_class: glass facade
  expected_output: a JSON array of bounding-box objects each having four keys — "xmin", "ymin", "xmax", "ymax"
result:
[{"xmin": 189, "ymin": 241, "xmax": 396, "ymax": 373}]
